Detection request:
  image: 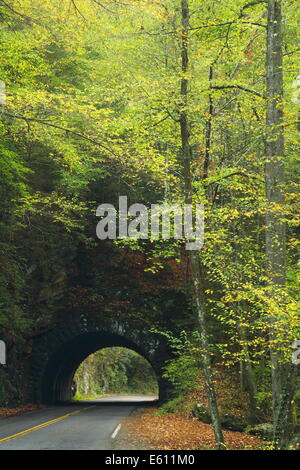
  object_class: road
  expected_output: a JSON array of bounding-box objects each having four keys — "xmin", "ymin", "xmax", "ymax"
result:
[{"xmin": 0, "ymin": 395, "xmax": 157, "ymax": 450}]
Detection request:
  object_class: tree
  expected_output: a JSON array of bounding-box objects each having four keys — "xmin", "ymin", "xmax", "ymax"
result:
[
  {"xmin": 178, "ymin": 0, "xmax": 224, "ymax": 449},
  {"xmin": 265, "ymin": 0, "xmax": 286, "ymax": 425},
  {"xmin": 265, "ymin": 0, "xmax": 298, "ymax": 447}
]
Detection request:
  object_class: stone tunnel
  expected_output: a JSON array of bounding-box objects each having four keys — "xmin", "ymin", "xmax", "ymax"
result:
[{"xmin": 30, "ymin": 313, "xmax": 173, "ymax": 404}]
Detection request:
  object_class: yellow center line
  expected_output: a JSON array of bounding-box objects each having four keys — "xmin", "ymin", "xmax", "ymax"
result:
[{"xmin": 0, "ymin": 405, "xmax": 96, "ymax": 445}]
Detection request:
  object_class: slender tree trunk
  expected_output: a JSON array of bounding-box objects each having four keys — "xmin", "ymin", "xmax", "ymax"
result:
[
  {"xmin": 179, "ymin": 0, "xmax": 224, "ymax": 449},
  {"xmin": 274, "ymin": 364, "xmax": 298, "ymax": 448},
  {"xmin": 233, "ymin": 236, "xmax": 259, "ymax": 423},
  {"xmin": 203, "ymin": 66, "xmax": 214, "ymax": 180},
  {"xmin": 237, "ymin": 322, "xmax": 259, "ymax": 424},
  {"xmin": 189, "ymin": 255, "xmax": 225, "ymax": 448},
  {"xmin": 265, "ymin": 0, "xmax": 294, "ymax": 443},
  {"xmin": 265, "ymin": 0, "xmax": 285, "ymax": 292},
  {"xmin": 82, "ymin": 360, "xmax": 90, "ymax": 396}
]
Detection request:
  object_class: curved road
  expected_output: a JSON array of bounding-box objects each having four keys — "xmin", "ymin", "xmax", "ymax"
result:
[{"xmin": 0, "ymin": 395, "xmax": 157, "ymax": 450}]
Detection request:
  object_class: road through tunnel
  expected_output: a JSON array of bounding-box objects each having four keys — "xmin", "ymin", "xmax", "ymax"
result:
[{"xmin": 31, "ymin": 317, "xmax": 173, "ymax": 404}]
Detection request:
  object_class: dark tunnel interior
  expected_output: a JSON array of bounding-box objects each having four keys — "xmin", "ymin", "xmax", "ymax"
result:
[{"xmin": 41, "ymin": 331, "xmax": 161, "ymax": 404}]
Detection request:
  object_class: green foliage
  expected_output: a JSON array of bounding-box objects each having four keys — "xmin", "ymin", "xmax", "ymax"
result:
[
  {"xmin": 155, "ymin": 330, "xmax": 202, "ymax": 396},
  {"xmin": 156, "ymin": 396, "xmax": 185, "ymax": 415},
  {"xmin": 0, "ymin": 0, "xmax": 298, "ymax": 434},
  {"xmin": 74, "ymin": 347, "xmax": 158, "ymax": 398}
]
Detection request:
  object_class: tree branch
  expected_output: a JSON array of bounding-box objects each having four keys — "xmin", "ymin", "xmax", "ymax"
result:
[
  {"xmin": 210, "ymin": 84, "xmax": 264, "ymax": 98},
  {"xmin": 0, "ymin": 0, "xmax": 49, "ymax": 27},
  {"xmin": 2, "ymin": 111, "xmax": 118, "ymax": 157}
]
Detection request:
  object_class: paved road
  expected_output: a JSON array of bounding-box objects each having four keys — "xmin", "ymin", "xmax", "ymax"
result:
[{"xmin": 0, "ymin": 395, "xmax": 157, "ymax": 450}]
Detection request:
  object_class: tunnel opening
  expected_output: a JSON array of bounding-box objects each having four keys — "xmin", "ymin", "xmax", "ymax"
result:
[
  {"xmin": 73, "ymin": 347, "xmax": 159, "ymax": 402},
  {"xmin": 40, "ymin": 331, "xmax": 162, "ymax": 404}
]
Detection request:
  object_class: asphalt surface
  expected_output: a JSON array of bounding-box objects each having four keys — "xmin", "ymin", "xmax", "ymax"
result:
[{"xmin": 0, "ymin": 395, "xmax": 158, "ymax": 450}]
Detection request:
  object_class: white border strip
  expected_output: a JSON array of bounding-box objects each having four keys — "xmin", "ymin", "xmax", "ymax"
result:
[{"xmin": 111, "ymin": 423, "xmax": 122, "ymax": 439}]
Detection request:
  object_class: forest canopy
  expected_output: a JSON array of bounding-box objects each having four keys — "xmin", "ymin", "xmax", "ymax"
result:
[{"xmin": 0, "ymin": 0, "xmax": 299, "ymax": 450}]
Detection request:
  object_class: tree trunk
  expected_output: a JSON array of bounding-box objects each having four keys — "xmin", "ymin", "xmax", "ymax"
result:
[
  {"xmin": 179, "ymin": 0, "xmax": 224, "ymax": 449},
  {"xmin": 265, "ymin": 0, "xmax": 294, "ymax": 443},
  {"xmin": 83, "ymin": 360, "xmax": 90, "ymax": 396},
  {"xmin": 237, "ymin": 322, "xmax": 259, "ymax": 424},
  {"xmin": 274, "ymin": 364, "xmax": 298, "ymax": 448},
  {"xmin": 203, "ymin": 66, "xmax": 214, "ymax": 180}
]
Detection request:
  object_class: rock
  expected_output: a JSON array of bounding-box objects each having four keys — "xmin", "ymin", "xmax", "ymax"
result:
[
  {"xmin": 192, "ymin": 403, "xmax": 211, "ymax": 424},
  {"xmin": 246, "ymin": 423, "xmax": 273, "ymax": 440},
  {"xmin": 192, "ymin": 404, "xmax": 247, "ymax": 431},
  {"xmin": 220, "ymin": 413, "xmax": 247, "ymax": 432}
]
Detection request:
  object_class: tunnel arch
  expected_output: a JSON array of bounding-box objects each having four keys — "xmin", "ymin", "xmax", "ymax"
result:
[{"xmin": 31, "ymin": 314, "xmax": 172, "ymax": 404}]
